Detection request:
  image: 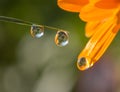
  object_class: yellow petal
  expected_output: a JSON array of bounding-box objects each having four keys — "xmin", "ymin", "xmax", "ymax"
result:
[{"xmin": 57, "ymin": 0, "xmax": 89, "ymax": 12}]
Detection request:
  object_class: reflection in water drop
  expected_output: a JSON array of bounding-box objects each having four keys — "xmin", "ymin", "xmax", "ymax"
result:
[
  {"xmin": 55, "ymin": 30, "xmax": 69, "ymax": 47},
  {"xmin": 30, "ymin": 24, "xmax": 44, "ymax": 38},
  {"xmin": 77, "ymin": 57, "xmax": 92, "ymax": 71}
]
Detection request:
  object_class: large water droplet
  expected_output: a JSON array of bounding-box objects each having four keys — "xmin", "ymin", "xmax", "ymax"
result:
[
  {"xmin": 55, "ymin": 30, "xmax": 69, "ymax": 47},
  {"xmin": 30, "ymin": 24, "xmax": 44, "ymax": 38},
  {"xmin": 77, "ymin": 57, "xmax": 91, "ymax": 71}
]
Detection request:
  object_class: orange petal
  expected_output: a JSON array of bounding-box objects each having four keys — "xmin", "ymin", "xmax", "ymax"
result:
[
  {"xmin": 85, "ymin": 21, "xmax": 100, "ymax": 37},
  {"xmin": 80, "ymin": 17, "xmax": 116, "ymax": 57},
  {"xmin": 57, "ymin": 0, "xmax": 89, "ymax": 12},
  {"xmin": 93, "ymin": 25, "xmax": 119, "ymax": 62},
  {"xmin": 77, "ymin": 17, "xmax": 117, "ymax": 70},
  {"xmin": 90, "ymin": 23, "xmax": 116, "ymax": 61},
  {"xmin": 77, "ymin": 25, "xmax": 118, "ymax": 71},
  {"xmin": 95, "ymin": 0, "xmax": 120, "ymax": 9},
  {"xmin": 79, "ymin": 4, "xmax": 115, "ymax": 21}
]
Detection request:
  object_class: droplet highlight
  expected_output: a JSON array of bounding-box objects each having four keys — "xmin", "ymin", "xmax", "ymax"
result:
[
  {"xmin": 55, "ymin": 30, "xmax": 69, "ymax": 47},
  {"xmin": 30, "ymin": 24, "xmax": 44, "ymax": 38},
  {"xmin": 77, "ymin": 57, "xmax": 92, "ymax": 71}
]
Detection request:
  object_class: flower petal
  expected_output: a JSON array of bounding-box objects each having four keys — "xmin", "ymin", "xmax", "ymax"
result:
[
  {"xmin": 77, "ymin": 17, "xmax": 117, "ymax": 70},
  {"xmin": 57, "ymin": 0, "xmax": 89, "ymax": 12},
  {"xmin": 85, "ymin": 21, "xmax": 100, "ymax": 37},
  {"xmin": 95, "ymin": 0, "xmax": 120, "ymax": 9},
  {"xmin": 79, "ymin": 4, "xmax": 115, "ymax": 21},
  {"xmin": 94, "ymin": 25, "xmax": 119, "ymax": 62}
]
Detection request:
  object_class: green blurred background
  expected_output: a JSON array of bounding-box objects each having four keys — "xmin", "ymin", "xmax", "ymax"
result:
[{"xmin": 0, "ymin": 0, "xmax": 120, "ymax": 92}]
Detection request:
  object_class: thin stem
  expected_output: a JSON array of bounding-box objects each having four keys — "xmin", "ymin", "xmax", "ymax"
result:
[
  {"xmin": 0, "ymin": 16, "xmax": 64, "ymax": 31},
  {"xmin": 0, "ymin": 16, "xmax": 32, "ymax": 26},
  {"xmin": 44, "ymin": 25, "xmax": 61, "ymax": 30}
]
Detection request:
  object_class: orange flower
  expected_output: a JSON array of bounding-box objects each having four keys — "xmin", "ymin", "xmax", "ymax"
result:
[
  {"xmin": 58, "ymin": 0, "xmax": 120, "ymax": 71},
  {"xmin": 58, "ymin": 0, "xmax": 89, "ymax": 12}
]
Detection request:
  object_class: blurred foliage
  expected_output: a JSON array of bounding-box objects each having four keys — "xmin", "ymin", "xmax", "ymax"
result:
[
  {"xmin": 0, "ymin": 0, "xmax": 86, "ymax": 66},
  {"xmin": 0, "ymin": 0, "xmax": 85, "ymax": 92}
]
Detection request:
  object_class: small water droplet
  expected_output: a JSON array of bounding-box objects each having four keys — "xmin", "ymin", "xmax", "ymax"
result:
[
  {"xmin": 30, "ymin": 24, "xmax": 44, "ymax": 38},
  {"xmin": 77, "ymin": 57, "xmax": 91, "ymax": 71},
  {"xmin": 55, "ymin": 30, "xmax": 69, "ymax": 47}
]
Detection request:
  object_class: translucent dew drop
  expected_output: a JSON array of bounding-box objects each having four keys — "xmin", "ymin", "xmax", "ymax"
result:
[
  {"xmin": 55, "ymin": 30, "xmax": 69, "ymax": 47},
  {"xmin": 30, "ymin": 24, "xmax": 44, "ymax": 38},
  {"xmin": 77, "ymin": 57, "xmax": 92, "ymax": 71}
]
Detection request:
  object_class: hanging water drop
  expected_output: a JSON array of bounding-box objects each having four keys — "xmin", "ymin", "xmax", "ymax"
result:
[
  {"xmin": 30, "ymin": 24, "xmax": 44, "ymax": 38},
  {"xmin": 55, "ymin": 30, "xmax": 69, "ymax": 47},
  {"xmin": 77, "ymin": 57, "xmax": 92, "ymax": 71}
]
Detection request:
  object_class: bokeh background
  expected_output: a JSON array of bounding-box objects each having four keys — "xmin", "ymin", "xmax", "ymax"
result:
[{"xmin": 0, "ymin": 0, "xmax": 120, "ymax": 92}]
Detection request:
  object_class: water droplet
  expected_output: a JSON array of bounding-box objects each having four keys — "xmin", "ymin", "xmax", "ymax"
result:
[
  {"xmin": 55, "ymin": 30, "xmax": 69, "ymax": 47},
  {"xmin": 77, "ymin": 57, "xmax": 91, "ymax": 71},
  {"xmin": 30, "ymin": 24, "xmax": 44, "ymax": 38}
]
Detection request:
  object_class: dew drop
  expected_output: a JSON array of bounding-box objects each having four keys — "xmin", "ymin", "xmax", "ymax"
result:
[
  {"xmin": 30, "ymin": 24, "xmax": 44, "ymax": 38},
  {"xmin": 55, "ymin": 30, "xmax": 69, "ymax": 47},
  {"xmin": 77, "ymin": 57, "xmax": 91, "ymax": 71}
]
